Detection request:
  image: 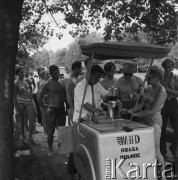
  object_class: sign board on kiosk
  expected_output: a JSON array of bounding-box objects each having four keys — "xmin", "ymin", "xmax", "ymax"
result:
[{"xmin": 73, "ymin": 42, "xmax": 171, "ymax": 180}]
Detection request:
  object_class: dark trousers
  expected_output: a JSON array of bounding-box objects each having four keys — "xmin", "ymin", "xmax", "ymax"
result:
[
  {"xmin": 47, "ymin": 106, "xmax": 66, "ymax": 151},
  {"xmin": 160, "ymin": 98, "xmax": 178, "ymax": 155},
  {"xmin": 33, "ymin": 93, "xmax": 42, "ymax": 125}
]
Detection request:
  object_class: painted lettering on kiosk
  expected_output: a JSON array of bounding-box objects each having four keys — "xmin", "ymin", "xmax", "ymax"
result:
[
  {"xmin": 116, "ymin": 135, "xmax": 140, "ymax": 145},
  {"xmin": 116, "ymin": 135, "xmax": 141, "ymax": 160}
]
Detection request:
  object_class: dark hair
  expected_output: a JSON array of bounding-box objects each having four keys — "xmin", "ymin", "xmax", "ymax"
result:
[
  {"xmin": 49, "ymin": 64, "xmax": 59, "ymax": 74},
  {"xmin": 162, "ymin": 57, "xmax": 175, "ymax": 68},
  {"xmin": 123, "ymin": 61, "xmax": 136, "ymax": 69},
  {"xmin": 15, "ymin": 66, "xmax": 24, "ymax": 75},
  {"xmin": 71, "ymin": 61, "xmax": 82, "ymax": 70},
  {"xmin": 84, "ymin": 58, "xmax": 91, "ymax": 67},
  {"xmin": 90, "ymin": 64, "xmax": 104, "ymax": 75},
  {"xmin": 104, "ymin": 62, "xmax": 116, "ymax": 72},
  {"xmin": 149, "ymin": 65, "xmax": 164, "ymax": 81},
  {"xmin": 37, "ymin": 66, "xmax": 45, "ymax": 74}
]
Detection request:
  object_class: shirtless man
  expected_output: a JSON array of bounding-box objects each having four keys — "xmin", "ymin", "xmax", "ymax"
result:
[
  {"xmin": 65, "ymin": 61, "xmax": 82, "ymax": 124},
  {"xmin": 115, "ymin": 61, "xmax": 143, "ymax": 119},
  {"xmin": 38, "ymin": 65, "xmax": 69, "ymax": 157}
]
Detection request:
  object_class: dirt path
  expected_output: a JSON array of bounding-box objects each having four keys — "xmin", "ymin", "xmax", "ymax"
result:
[
  {"xmin": 31, "ymin": 124, "xmax": 74, "ymax": 180},
  {"xmin": 19, "ymin": 123, "xmax": 177, "ymax": 180}
]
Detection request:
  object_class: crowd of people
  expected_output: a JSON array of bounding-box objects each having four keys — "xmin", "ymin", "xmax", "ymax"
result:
[{"xmin": 13, "ymin": 57, "xmax": 178, "ymax": 170}]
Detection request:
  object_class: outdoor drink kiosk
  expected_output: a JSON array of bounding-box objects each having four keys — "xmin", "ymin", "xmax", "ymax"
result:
[{"xmin": 73, "ymin": 42, "xmax": 171, "ymax": 180}]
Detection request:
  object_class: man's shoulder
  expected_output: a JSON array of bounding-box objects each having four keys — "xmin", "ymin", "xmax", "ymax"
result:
[
  {"xmin": 76, "ymin": 73, "xmax": 86, "ymax": 84},
  {"xmin": 69, "ymin": 76, "xmax": 77, "ymax": 83},
  {"xmin": 76, "ymin": 78, "xmax": 85, "ymax": 88},
  {"xmin": 58, "ymin": 78, "xmax": 66, "ymax": 87},
  {"xmin": 161, "ymin": 85, "xmax": 167, "ymax": 94},
  {"xmin": 115, "ymin": 76, "xmax": 124, "ymax": 83},
  {"xmin": 100, "ymin": 78, "xmax": 107, "ymax": 85},
  {"xmin": 42, "ymin": 79, "xmax": 51, "ymax": 88},
  {"xmin": 66, "ymin": 78, "xmax": 76, "ymax": 88},
  {"xmin": 132, "ymin": 75, "xmax": 143, "ymax": 83}
]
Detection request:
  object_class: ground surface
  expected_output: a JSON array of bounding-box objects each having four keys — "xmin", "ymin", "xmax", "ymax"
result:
[
  {"xmin": 14, "ymin": 123, "xmax": 178, "ymax": 180},
  {"xmin": 14, "ymin": 123, "xmax": 76, "ymax": 180}
]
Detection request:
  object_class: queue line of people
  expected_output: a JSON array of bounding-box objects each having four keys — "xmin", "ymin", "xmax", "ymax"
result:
[{"xmin": 14, "ymin": 57, "xmax": 178, "ymax": 165}]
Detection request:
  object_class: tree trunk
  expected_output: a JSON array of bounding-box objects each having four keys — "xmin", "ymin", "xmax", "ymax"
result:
[{"xmin": 0, "ymin": 1, "xmax": 24, "ymax": 179}]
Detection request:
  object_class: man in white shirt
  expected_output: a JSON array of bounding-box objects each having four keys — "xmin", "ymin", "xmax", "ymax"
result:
[{"xmin": 73, "ymin": 64, "xmax": 108, "ymax": 122}]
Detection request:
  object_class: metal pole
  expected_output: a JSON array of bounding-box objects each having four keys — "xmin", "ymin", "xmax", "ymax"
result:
[{"xmin": 130, "ymin": 58, "xmax": 154, "ymax": 121}]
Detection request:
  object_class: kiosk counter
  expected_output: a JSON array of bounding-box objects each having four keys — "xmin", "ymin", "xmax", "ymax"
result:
[{"xmin": 73, "ymin": 119, "xmax": 156, "ymax": 180}]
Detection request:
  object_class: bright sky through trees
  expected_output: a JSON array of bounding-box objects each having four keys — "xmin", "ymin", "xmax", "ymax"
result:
[
  {"xmin": 42, "ymin": 11, "xmax": 74, "ymax": 51},
  {"xmin": 43, "ymin": 29, "xmax": 74, "ymax": 51},
  {"xmin": 42, "ymin": 8, "xmax": 105, "ymax": 52}
]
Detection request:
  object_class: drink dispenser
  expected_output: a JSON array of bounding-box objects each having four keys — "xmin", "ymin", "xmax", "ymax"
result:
[{"xmin": 108, "ymin": 87, "xmax": 122, "ymax": 119}]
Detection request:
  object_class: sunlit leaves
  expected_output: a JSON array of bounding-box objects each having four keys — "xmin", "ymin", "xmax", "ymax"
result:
[
  {"xmin": 31, "ymin": 49, "xmax": 51, "ymax": 68},
  {"xmin": 17, "ymin": 0, "xmax": 178, "ymax": 69},
  {"xmin": 65, "ymin": 31, "xmax": 103, "ymax": 68},
  {"xmin": 52, "ymin": 0, "xmax": 177, "ymax": 45}
]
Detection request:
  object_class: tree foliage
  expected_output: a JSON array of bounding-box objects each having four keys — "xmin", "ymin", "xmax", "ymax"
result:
[
  {"xmin": 53, "ymin": 0, "xmax": 177, "ymax": 45},
  {"xmin": 65, "ymin": 31, "xmax": 103, "ymax": 69},
  {"xmin": 17, "ymin": 0, "xmax": 178, "ymax": 70},
  {"xmin": 51, "ymin": 48, "xmax": 67, "ymax": 67},
  {"xmin": 31, "ymin": 49, "xmax": 51, "ymax": 68},
  {"xmin": 30, "ymin": 32, "xmax": 103, "ymax": 70},
  {"xmin": 17, "ymin": 0, "xmax": 61, "ymax": 68},
  {"xmin": 20, "ymin": 0, "xmax": 52, "ymax": 49},
  {"xmin": 16, "ymin": 49, "xmax": 36, "ymax": 69}
]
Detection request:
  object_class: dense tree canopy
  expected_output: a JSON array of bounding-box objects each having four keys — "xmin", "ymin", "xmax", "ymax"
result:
[
  {"xmin": 51, "ymin": 0, "xmax": 177, "ymax": 45},
  {"xmin": 31, "ymin": 49, "xmax": 51, "ymax": 68},
  {"xmin": 65, "ymin": 31, "xmax": 103, "ymax": 69},
  {"xmin": 20, "ymin": 0, "xmax": 53, "ymax": 50},
  {"xmin": 51, "ymin": 48, "xmax": 67, "ymax": 67},
  {"xmin": 17, "ymin": 0, "xmax": 59, "ymax": 68},
  {"xmin": 17, "ymin": 0, "xmax": 178, "ymax": 70}
]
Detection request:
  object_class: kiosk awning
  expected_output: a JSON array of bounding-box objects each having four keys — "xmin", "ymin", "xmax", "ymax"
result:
[{"xmin": 80, "ymin": 42, "xmax": 171, "ymax": 60}]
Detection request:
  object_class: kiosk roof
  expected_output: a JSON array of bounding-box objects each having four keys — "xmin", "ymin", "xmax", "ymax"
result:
[{"xmin": 80, "ymin": 42, "xmax": 171, "ymax": 60}]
